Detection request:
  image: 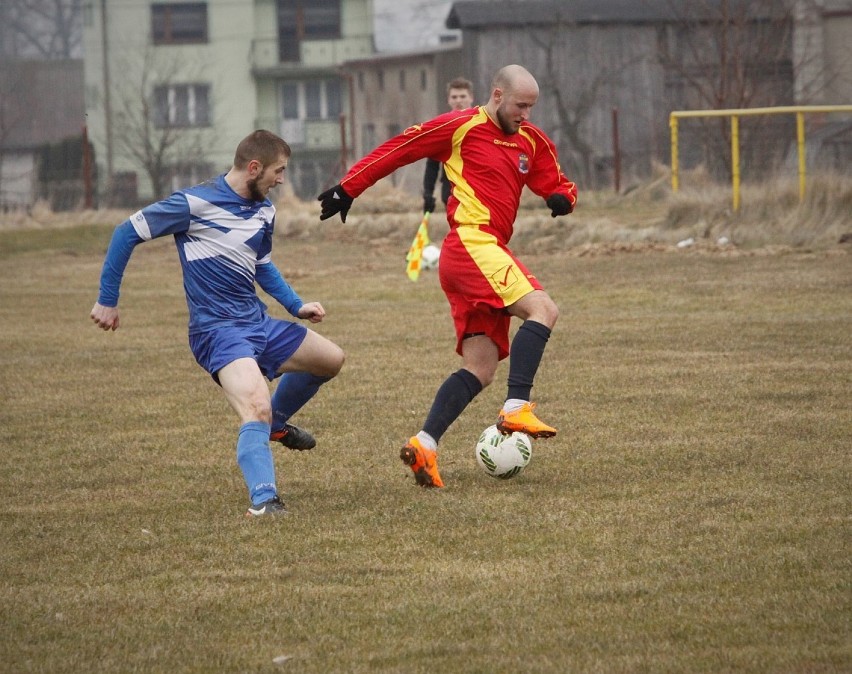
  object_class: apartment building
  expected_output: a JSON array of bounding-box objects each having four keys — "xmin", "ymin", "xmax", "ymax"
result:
[{"xmin": 82, "ymin": 0, "xmax": 373, "ymax": 203}]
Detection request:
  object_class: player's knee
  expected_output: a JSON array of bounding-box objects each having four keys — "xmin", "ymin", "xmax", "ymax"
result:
[
  {"xmin": 530, "ymin": 296, "xmax": 559, "ymax": 329},
  {"xmin": 469, "ymin": 364, "xmax": 496, "ymax": 388},
  {"xmin": 323, "ymin": 344, "xmax": 345, "ymax": 378},
  {"xmin": 245, "ymin": 399, "xmax": 273, "ymax": 425},
  {"xmin": 543, "ymin": 299, "xmax": 559, "ymax": 328}
]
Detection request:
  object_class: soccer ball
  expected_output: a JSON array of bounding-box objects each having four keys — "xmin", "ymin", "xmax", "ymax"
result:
[
  {"xmin": 475, "ymin": 424, "xmax": 532, "ymax": 479},
  {"xmin": 421, "ymin": 244, "xmax": 441, "ymax": 270}
]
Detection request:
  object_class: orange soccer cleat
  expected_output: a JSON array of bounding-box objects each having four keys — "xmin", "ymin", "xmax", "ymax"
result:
[
  {"xmin": 496, "ymin": 402, "xmax": 557, "ymax": 438},
  {"xmin": 399, "ymin": 436, "xmax": 444, "ymax": 488}
]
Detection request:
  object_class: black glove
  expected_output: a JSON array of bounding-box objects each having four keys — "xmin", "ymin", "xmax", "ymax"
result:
[
  {"xmin": 423, "ymin": 194, "xmax": 436, "ymax": 214},
  {"xmin": 546, "ymin": 193, "xmax": 573, "ymax": 218},
  {"xmin": 318, "ymin": 184, "xmax": 354, "ymax": 222}
]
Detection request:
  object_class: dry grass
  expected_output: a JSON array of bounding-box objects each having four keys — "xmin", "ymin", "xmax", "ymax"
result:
[
  {"xmin": 4, "ymin": 170, "xmax": 850, "ymax": 254},
  {"xmin": 281, "ymin": 171, "xmax": 852, "ymax": 254},
  {"xmin": 0, "ymin": 204, "xmax": 849, "ymax": 672}
]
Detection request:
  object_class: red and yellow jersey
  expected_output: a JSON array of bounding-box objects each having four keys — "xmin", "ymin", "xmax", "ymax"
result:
[{"xmin": 341, "ymin": 106, "xmax": 577, "ymax": 245}]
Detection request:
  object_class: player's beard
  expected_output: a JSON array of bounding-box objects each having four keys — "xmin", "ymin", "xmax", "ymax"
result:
[
  {"xmin": 246, "ymin": 176, "xmax": 266, "ymax": 202},
  {"xmin": 495, "ymin": 103, "xmax": 520, "ymax": 135}
]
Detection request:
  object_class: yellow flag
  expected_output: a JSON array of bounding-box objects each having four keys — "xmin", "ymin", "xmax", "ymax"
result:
[{"xmin": 406, "ymin": 211, "xmax": 431, "ymax": 281}]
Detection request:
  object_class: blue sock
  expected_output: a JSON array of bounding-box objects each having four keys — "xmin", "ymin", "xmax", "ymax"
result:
[
  {"xmin": 271, "ymin": 372, "xmax": 331, "ymax": 432},
  {"xmin": 236, "ymin": 421, "xmax": 277, "ymax": 505}
]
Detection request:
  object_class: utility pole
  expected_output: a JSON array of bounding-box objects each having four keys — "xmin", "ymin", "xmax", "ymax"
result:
[{"xmin": 101, "ymin": 0, "xmax": 113, "ymax": 187}]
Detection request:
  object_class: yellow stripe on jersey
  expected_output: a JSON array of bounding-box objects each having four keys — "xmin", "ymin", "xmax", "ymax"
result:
[
  {"xmin": 518, "ymin": 127, "xmax": 537, "ymax": 151},
  {"xmin": 443, "ymin": 109, "xmax": 490, "ymax": 227},
  {"xmin": 457, "ymin": 225, "xmax": 536, "ymax": 307}
]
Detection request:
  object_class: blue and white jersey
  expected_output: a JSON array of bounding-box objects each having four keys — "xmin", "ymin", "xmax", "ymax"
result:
[{"xmin": 129, "ymin": 174, "xmax": 275, "ymax": 334}]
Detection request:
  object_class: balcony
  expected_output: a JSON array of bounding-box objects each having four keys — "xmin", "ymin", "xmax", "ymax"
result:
[
  {"xmin": 256, "ymin": 117, "xmax": 342, "ymax": 150},
  {"xmin": 250, "ymin": 36, "xmax": 373, "ymax": 75}
]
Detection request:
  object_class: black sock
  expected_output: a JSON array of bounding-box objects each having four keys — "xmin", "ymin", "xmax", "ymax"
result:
[
  {"xmin": 423, "ymin": 369, "xmax": 483, "ymax": 442},
  {"xmin": 507, "ymin": 320, "xmax": 551, "ymax": 401}
]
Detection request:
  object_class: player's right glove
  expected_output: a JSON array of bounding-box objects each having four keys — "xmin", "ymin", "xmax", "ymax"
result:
[
  {"xmin": 546, "ymin": 193, "xmax": 574, "ymax": 218},
  {"xmin": 318, "ymin": 184, "xmax": 354, "ymax": 222},
  {"xmin": 423, "ymin": 194, "xmax": 436, "ymax": 214}
]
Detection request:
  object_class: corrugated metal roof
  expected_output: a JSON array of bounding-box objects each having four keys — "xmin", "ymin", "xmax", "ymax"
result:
[{"xmin": 446, "ymin": 0, "xmax": 786, "ymax": 29}]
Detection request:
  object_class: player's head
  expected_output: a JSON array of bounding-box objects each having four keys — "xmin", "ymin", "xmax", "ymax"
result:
[
  {"xmin": 487, "ymin": 65, "xmax": 539, "ymax": 135},
  {"xmin": 446, "ymin": 77, "xmax": 474, "ymax": 111},
  {"xmin": 233, "ymin": 130, "xmax": 291, "ymax": 201}
]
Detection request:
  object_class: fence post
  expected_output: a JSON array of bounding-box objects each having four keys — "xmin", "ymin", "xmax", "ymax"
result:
[
  {"xmin": 796, "ymin": 112, "xmax": 806, "ymax": 203},
  {"xmin": 670, "ymin": 114, "xmax": 679, "ymax": 193},
  {"xmin": 731, "ymin": 115, "xmax": 740, "ymax": 212},
  {"xmin": 82, "ymin": 124, "xmax": 94, "ymax": 209},
  {"xmin": 612, "ymin": 107, "xmax": 621, "ymax": 193}
]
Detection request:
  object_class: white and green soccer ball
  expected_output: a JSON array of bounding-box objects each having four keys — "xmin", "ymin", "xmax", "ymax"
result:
[
  {"xmin": 421, "ymin": 244, "xmax": 441, "ymax": 270},
  {"xmin": 475, "ymin": 424, "xmax": 532, "ymax": 479}
]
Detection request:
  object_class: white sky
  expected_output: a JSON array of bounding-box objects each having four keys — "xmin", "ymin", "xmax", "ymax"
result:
[{"xmin": 373, "ymin": 0, "xmax": 460, "ymax": 52}]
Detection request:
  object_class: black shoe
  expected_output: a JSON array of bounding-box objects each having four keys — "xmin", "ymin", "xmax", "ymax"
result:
[
  {"xmin": 270, "ymin": 423, "xmax": 316, "ymax": 450},
  {"xmin": 245, "ymin": 495, "xmax": 288, "ymax": 518}
]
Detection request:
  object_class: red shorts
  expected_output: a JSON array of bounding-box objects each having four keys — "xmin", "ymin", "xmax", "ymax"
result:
[{"xmin": 439, "ymin": 226, "xmax": 542, "ymax": 360}]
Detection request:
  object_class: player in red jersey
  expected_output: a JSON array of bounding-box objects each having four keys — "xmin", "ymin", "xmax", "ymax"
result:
[{"xmin": 319, "ymin": 65, "xmax": 577, "ymax": 488}]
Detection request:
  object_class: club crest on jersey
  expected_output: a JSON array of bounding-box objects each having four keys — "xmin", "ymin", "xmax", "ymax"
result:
[
  {"xmin": 404, "ymin": 124, "xmax": 423, "ymax": 136},
  {"xmin": 518, "ymin": 153, "xmax": 530, "ymax": 174}
]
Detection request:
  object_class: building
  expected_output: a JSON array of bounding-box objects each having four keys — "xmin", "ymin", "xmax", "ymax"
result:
[
  {"xmin": 339, "ymin": 45, "xmax": 464, "ymax": 192},
  {"xmin": 795, "ymin": 0, "xmax": 852, "ymax": 103},
  {"xmin": 446, "ymin": 0, "xmax": 852, "ymax": 186},
  {"xmin": 82, "ymin": 0, "xmax": 374, "ymax": 204},
  {"xmin": 0, "ymin": 59, "xmax": 86, "ymax": 210}
]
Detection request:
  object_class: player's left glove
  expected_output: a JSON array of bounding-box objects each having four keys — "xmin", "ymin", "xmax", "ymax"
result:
[
  {"xmin": 546, "ymin": 193, "xmax": 574, "ymax": 218},
  {"xmin": 318, "ymin": 184, "xmax": 354, "ymax": 222}
]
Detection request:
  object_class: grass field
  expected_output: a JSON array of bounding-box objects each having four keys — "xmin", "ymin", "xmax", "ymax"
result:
[{"xmin": 0, "ymin": 219, "xmax": 850, "ymax": 673}]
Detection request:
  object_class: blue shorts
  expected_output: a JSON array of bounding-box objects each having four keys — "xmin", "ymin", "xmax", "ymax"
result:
[{"xmin": 189, "ymin": 315, "xmax": 308, "ymax": 383}]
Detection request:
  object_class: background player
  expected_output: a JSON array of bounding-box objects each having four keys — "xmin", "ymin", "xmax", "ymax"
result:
[{"xmin": 422, "ymin": 77, "xmax": 474, "ymax": 214}]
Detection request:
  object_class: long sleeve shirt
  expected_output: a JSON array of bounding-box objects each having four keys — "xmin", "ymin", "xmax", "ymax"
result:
[{"xmin": 341, "ymin": 106, "xmax": 577, "ymax": 245}]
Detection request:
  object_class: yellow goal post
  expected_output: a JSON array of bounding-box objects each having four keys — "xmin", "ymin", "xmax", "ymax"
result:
[{"xmin": 669, "ymin": 105, "xmax": 852, "ymax": 211}]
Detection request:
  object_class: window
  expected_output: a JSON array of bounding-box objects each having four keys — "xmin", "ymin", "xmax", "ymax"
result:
[
  {"xmin": 305, "ymin": 81, "xmax": 322, "ymax": 119},
  {"xmin": 152, "ymin": 3, "xmax": 208, "ymax": 45},
  {"xmin": 277, "ymin": 0, "xmax": 341, "ymax": 61},
  {"xmin": 377, "ymin": 70, "xmax": 384, "ymax": 91},
  {"xmin": 170, "ymin": 162, "xmax": 214, "ymax": 192},
  {"xmin": 154, "ymin": 84, "xmax": 211, "ymax": 128},
  {"xmin": 399, "ymin": 70, "xmax": 406, "ymax": 91},
  {"xmin": 362, "ymin": 123, "xmax": 375, "ymax": 152},
  {"xmin": 326, "ymin": 81, "xmax": 341, "ymax": 118},
  {"xmin": 280, "ymin": 83, "xmax": 299, "ymax": 119},
  {"xmin": 278, "ymin": 79, "xmax": 341, "ymax": 121}
]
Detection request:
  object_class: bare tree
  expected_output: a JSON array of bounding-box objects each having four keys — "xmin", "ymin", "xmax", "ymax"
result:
[
  {"xmin": 655, "ymin": 0, "xmax": 797, "ymax": 178},
  {"xmin": 107, "ymin": 48, "xmax": 213, "ymax": 202},
  {"xmin": 530, "ymin": 17, "xmax": 641, "ymax": 188},
  {"xmin": 3, "ymin": 0, "xmax": 82, "ymax": 59}
]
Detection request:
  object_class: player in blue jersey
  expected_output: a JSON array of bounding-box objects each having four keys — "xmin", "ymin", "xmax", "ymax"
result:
[{"xmin": 90, "ymin": 130, "xmax": 345, "ymax": 517}]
